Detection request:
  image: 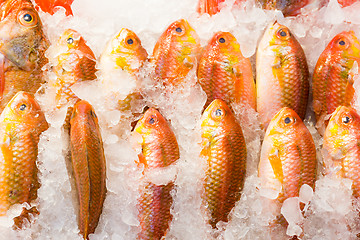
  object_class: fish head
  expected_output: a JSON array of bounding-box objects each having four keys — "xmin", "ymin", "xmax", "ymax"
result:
[
  {"xmin": 53, "ymin": 29, "xmax": 96, "ymax": 80},
  {"xmin": 70, "ymin": 100, "xmax": 99, "ymax": 130},
  {"xmin": 134, "ymin": 108, "xmax": 169, "ymax": 139},
  {"xmin": 325, "ymin": 106, "xmax": 360, "ymax": 147},
  {"xmin": 265, "ymin": 107, "xmax": 302, "ymax": 137},
  {"xmin": 200, "ymin": 99, "xmax": 234, "ymax": 139},
  {"xmin": 105, "ymin": 28, "xmax": 148, "ymax": 72},
  {"xmin": 263, "ymin": 21, "xmax": 294, "ymax": 48},
  {"xmin": 0, "ymin": 0, "xmax": 48, "ymax": 71},
  {"xmin": 56, "ymin": 29, "xmax": 96, "ymax": 63},
  {"xmin": 152, "ymin": 19, "xmax": 200, "ymax": 72},
  {"xmin": 327, "ymin": 31, "xmax": 360, "ymax": 60},
  {"xmin": 1, "ymin": 91, "xmax": 48, "ymax": 130},
  {"xmin": 207, "ymin": 31, "xmax": 242, "ymax": 58}
]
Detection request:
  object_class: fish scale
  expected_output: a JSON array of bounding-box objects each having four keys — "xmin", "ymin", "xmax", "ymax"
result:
[
  {"xmin": 323, "ymin": 106, "xmax": 360, "ymax": 198},
  {"xmin": 133, "ymin": 108, "xmax": 180, "ymax": 239},
  {"xmin": 70, "ymin": 100, "xmax": 106, "ymax": 239},
  {"xmin": 201, "ymin": 99, "xmax": 246, "ymax": 228},
  {"xmin": 313, "ymin": 31, "xmax": 360, "ymax": 129},
  {"xmin": 0, "ymin": 91, "xmax": 48, "ymax": 229},
  {"xmin": 0, "ymin": 0, "xmax": 48, "ymax": 113},
  {"xmin": 152, "ymin": 19, "xmax": 200, "ymax": 86},
  {"xmin": 197, "ymin": 31, "xmax": 255, "ymax": 110},
  {"xmin": 259, "ymin": 107, "xmax": 316, "ymax": 205},
  {"xmin": 257, "ymin": 22, "xmax": 309, "ymax": 129}
]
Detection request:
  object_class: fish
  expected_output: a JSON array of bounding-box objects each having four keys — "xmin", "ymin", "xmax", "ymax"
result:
[
  {"xmin": 256, "ymin": 21, "xmax": 309, "ymax": 129},
  {"xmin": 337, "ymin": 0, "xmax": 357, "ymax": 7},
  {"xmin": 312, "ymin": 31, "xmax": 360, "ymax": 131},
  {"xmin": 256, "ymin": 0, "xmax": 310, "ymax": 16},
  {"xmin": 197, "ymin": 31, "xmax": 256, "ymax": 110},
  {"xmin": 323, "ymin": 106, "xmax": 360, "ymax": 198},
  {"xmin": 51, "ymin": 29, "xmax": 97, "ymax": 108},
  {"xmin": 133, "ymin": 108, "xmax": 180, "ymax": 239},
  {"xmin": 100, "ymin": 28, "xmax": 148, "ymax": 111},
  {"xmin": 258, "ymin": 107, "xmax": 316, "ymax": 206},
  {"xmin": 152, "ymin": 19, "xmax": 201, "ymax": 86},
  {"xmin": 197, "ymin": 0, "xmax": 225, "ymax": 16},
  {"xmin": 0, "ymin": 0, "xmax": 49, "ymax": 113},
  {"xmin": 200, "ymin": 99, "xmax": 247, "ymax": 228},
  {"xmin": 33, "ymin": 0, "xmax": 74, "ymax": 16},
  {"xmin": 0, "ymin": 91, "xmax": 48, "ymax": 220},
  {"xmin": 100, "ymin": 28, "xmax": 148, "ymax": 75},
  {"xmin": 69, "ymin": 100, "xmax": 107, "ymax": 239}
]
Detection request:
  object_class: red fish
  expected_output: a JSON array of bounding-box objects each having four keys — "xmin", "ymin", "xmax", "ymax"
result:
[
  {"xmin": 152, "ymin": 19, "xmax": 201, "ymax": 86},
  {"xmin": 133, "ymin": 108, "xmax": 180, "ymax": 239},
  {"xmin": 33, "ymin": 0, "xmax": 73, "ymax": 16},
  {"xmin": 197, "ymin": 0, "xmax": 225, "ymax": 16}
]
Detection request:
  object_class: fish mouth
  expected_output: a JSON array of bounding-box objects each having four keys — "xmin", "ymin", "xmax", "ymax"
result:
[{"xmin": 0, "ymin": 39, "xmax": 33, "ymax": 71}]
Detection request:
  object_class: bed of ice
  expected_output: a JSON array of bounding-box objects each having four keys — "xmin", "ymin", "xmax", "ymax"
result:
[{"xmin": 1, "ymin": 0, "xmax": 360, "ymax": 239}]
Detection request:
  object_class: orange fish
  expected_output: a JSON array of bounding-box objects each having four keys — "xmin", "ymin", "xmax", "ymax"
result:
[
  {"xmin": 197, "ymin": 0, "xmax": 225, "ymax": 16},
  {"xmin": 256, "ymin": 22, "xmax": 309, "ymax": 129},
  {"xmin": 152, "ymin": 19, "xmax": 201, "ymax": 86},
  {"xmin": 337, "ymin": 0, "xmax": 357, "ymax": 7},
  {"xmin": 33, "ymin": 0, "xmax": 73, "ymax": 16},
  {"xmin": 200, "ymin": 99, "xmax": 246, "ymax": 228},
  {"xmin": 0, "ymin": 0, "xmax": 48, "ymax": 112},
  {"xmin": 100, "ymin": 28, "xmax": 147, "ymax": 111},
  {"xmin": 258, "ymin": 107, "xmax": 316, "ymax": 205},
  {"xmin": 100, "ymin": 28, "xmax": 148, "ymax": 75},
  {"xmin": 70, "ymin": 100, "xmax": 107, "ymax": 239},
  {"xmin": 197, "ymin": 31, "xmax": 256, "ymax": 110},
  {"xmin": 256, "ymin": 0, "xmax": 310, "ymax": 16},
  {"xmin": 50, "ymin": 29, "xmax": 97, "ymax": 109},
  {"xmin": 0, "ymin": 91, "xmax": 48, "ymax": 218},
  {"xmin": 323, "ymin": 106, "xmax": 360, "ymax": 198},
  {"xmin": 312, "ymin": 31, "xmax": 360, "ymax": 130},
  {"xmin": 133, "ymin": 108, "xmax": 180, "ymax": 239}
]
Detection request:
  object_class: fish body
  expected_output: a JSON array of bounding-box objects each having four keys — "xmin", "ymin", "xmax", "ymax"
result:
[
  {"xmin": 312, "ymin": 31, "xmax": 360, "ymax": 128},
  {"xmin": 256, "ymin": 22, "xmax": 309, "ymax": 129},
  {"xmin": 197, "ymin": 0, "xmax": 225, "ymax": 16},
  {"xmin": 152, "ymin": 19, "xmax": 201, "ymax": 86},
  {"xmin": 100, "ymin": 28, "xmax": 147, "ymax": 111},
  {"xmin": 134, "ymin": 108, "xmax": 180, "ymax": 239},
  {"xmin": 256, "ymin": 0, "xmax": 309, "ymax": 16},
  {"xmin": 200, "ymin": 99, "xmax": 247, "ymax": 227},
  {"xmin": 0, "ymin": 0, "xmax": 48, "ymax": 112},
  {"xmin": 33, "ymin": 0, "xmax": 74, "ymax": 16},
  {"xmin": 51, "ymin": 29, "xmax": 97, "ymax": 108},
  {"xmin": 70, "ymin": 100, "xmax": 106, "ymax": 239},
  {"xmin": 197, "ymin": 31, "xmax": 255, "ymax": 110},
  {"xmin": 258, "ymin": 107, "xmax": 316, "ymax": 203},
  {"xmin": 323, "ymin": 106, "xmax": 360, "ymax": 198},
  {"xmin": 337, "ymin": 0, "xmax": 357, "ymax": 7},
  {"xmin": 0, "ymin": 91, "xmax": 48, "ymax": 215}
]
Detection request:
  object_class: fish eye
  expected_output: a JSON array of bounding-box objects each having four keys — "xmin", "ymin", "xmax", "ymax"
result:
[
  {"xmin": 175, "ymin": 27, "xmax": 182, "ymax": 33},
  {"xmin": 277, "ymin": 28, "xmax": 290, "ymax": 39},
  {"xmin": 23, "ymin": 14, "xmax": 32, "ymax": 22},
  {"xmin": 284, "ymin": 116, "xmax": 294, "ymax": 125},
  {"xmin": 18, "ymin": 11, "xmax": 38, "ymax": 27},
  {"xmin": 19, "ymin": 104, "xmax": 27, "ymax": 111},
  {"xmin": 215, "ymin": 108, "xmax": 223, "ymax": 117},
  {"xmin": 339, "ymin": 40, "xmax": 345, "ymax": 46},
  {"xmin": 342, "ymin": 116, "xmax": 351, "ymax": 124},
  {"xmin": 218, "ymin": 37, "xmax": 225, "ymax": 43},
  {"xmin": 127, "ymin": 38, "xmax": 134, "ymax": 45},
  {"xmin": 67, "ymin": 37, "xmax": 74, "ymax": 44},
  {"xmin": 148, "ymin": 115, "xmax": 156, "ymax": 124}
]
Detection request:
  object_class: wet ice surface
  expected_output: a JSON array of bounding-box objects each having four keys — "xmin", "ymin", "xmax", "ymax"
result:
[{"xmin": 2, "ymin": 0, "xmax": 360, "ymax": 239}]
